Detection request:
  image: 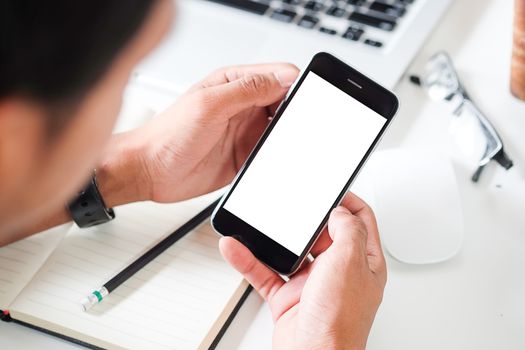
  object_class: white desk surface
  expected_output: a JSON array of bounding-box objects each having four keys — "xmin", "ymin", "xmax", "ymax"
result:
[{"xmin": 2, "ymin": 0, "xmax": 524, "ymax": 349}]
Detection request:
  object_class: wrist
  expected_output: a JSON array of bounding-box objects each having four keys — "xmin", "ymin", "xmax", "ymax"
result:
[
  {"xmin": 96, "ymin": 131, "xmax": 152, "ymax": 207},
  {"xmin": 306, "ymin": 336, "xmax": 365, "ymax": 350},
  {"xmin": 301, "ymin": 324, "xmax": 367, "ymax": 350}
]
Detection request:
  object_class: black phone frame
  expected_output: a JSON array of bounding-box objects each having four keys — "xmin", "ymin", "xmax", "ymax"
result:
[{"xmin": 211, "ymin": 52, "xmax": 399, "ymax": 275}]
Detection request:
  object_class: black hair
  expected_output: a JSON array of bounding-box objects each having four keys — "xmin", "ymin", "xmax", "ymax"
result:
[{"xmin": 0, "ymin": 0, "xmax": 156, "ymax": 108}]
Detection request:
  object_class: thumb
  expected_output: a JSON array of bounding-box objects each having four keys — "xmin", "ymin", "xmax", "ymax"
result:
[
  {"xmin": 198, "ymin": 69, "xmax": 298, "ymax": 119},
  {"xmin": 328, "ymin": 206, "xmax": 368, "ymax": 255},
  {"xmin": 219, "ymin": 236, "xmax": 284, "ymax": 306}
]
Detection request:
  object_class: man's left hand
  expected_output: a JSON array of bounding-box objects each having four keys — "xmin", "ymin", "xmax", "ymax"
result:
[{"xmin": 99, "ymin": 63, "xmax": 299, "ymax": 205}]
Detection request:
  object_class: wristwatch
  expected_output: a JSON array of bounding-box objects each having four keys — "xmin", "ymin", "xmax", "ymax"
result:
[{"xmin": 68, "ymin": 170, "xmax": 115, "ymax": 228}]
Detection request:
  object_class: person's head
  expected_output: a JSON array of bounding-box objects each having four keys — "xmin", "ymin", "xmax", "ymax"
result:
[{"xmin": 0, "ymin": 0, "xmax": 173, "ymax": 233}]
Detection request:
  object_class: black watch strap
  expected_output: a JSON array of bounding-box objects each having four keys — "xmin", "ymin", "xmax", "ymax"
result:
[{"xmin": 68, "ymin": 171, "xmax": 115, "ymax": 228}]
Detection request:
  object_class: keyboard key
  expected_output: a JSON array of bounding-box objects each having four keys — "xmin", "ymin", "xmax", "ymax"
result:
[
  {"xmin": 282, "ymin": 0, "xmax": 302, "ymax": 5},
  {"xmin": 370, "ymin": 1, "xmax": 406, "ymax": 17},
  {"xmin": 298, "ymin": 15, "xmax": 319, "ymax": 29},
  {"xmin": 364, "ymin": 38, "xmax": 383, "ymax": 47},
  {"xmin": 207, "ymin": 0, "xmax": 269, "ymax": 15},
  {"xmin": 271, "ymin": 8, "xmax": 297, "ymax": 22},
  {"xmin": 319, "ymin": 27, "xmax": 337, "ymax": 35},
  {"xmin": 346, "ymin": 0, "xmax": 364, "ymax": 6},
  {"xmin": 326, "ymin": 6, "xmax": 346, "ymax": 17},
  {"xmin": 349, "ymin": 11, "xmax": 397, "ymax": 31},
  {"xmin": 304, "ymin": 1, "xmax": 325, "ymax": 12},
  {"xmin": 342, "ymin": 28, "xmax": 364, "ymax": 41},
  {"xmin": 347, "ymin": 23, "xmax": 363, "ymax": 31}
]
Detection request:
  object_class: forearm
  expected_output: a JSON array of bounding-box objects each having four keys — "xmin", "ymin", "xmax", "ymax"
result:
[
  {"xmin": 1, "ymin": 131, "xmax": 151, "ymax": 246},
  {"xmin": 3, "ymin": 208, "xmax": 71, "ymax": 246}
]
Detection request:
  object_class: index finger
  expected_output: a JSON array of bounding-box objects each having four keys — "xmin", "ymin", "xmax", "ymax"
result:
[{"xmin": 188, "ymin": 63, "xmax": 299, "ymax": 92}]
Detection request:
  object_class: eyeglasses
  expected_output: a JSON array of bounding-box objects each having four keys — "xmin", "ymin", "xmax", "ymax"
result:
[{"xmin": 410, "ymin": 51, "xmax": 513, "ymax": 182}]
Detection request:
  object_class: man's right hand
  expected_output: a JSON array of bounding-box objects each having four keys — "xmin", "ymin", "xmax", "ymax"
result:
[{"xmin": 219, "ymin": 192, "xmax": 387, "ymax": 350}]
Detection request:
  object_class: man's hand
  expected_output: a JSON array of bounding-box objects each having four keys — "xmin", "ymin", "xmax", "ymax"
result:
[
  {"xmin": 98, "ymin": 63, "xmax": 299, "ymax": 205},
  {"xmin": 6, "ymin": 63, "xmax": 298, "ymax": 245},
  {"xmin": 220, "ymin": 192, "xmax": 387, "ymax": 350}
]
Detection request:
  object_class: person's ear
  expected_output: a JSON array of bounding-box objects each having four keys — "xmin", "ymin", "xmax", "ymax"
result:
[{"xmin": 0, "ymin": 98, "xmax": 48, "ymax": 211}]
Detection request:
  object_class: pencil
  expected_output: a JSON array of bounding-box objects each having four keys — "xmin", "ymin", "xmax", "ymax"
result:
[{"xmin": 80, "ymin": 198, "xmax": 221, "ymax": 311}]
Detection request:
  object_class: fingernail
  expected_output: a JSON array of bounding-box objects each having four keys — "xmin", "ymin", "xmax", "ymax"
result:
[
  {"xmin": 332, "ymin": 206, "xmax": 350, "ymax": 214},
  {"xmin": 275, "ymin": 70, "xmax": 297, "ymax": 88}
]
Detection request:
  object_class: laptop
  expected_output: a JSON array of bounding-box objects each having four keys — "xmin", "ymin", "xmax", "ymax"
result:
[{"xmin": 134, "ymin": 0, "xmax": 452, "ymax": 92}]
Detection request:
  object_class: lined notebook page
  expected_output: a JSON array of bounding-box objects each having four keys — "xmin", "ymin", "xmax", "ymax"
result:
[
  {"xmin": 11, "ymin": 194, "xmax": 247, "ymax": 350},
  {"xmin": 0, "ymin": 223, "xmax": 70, "ymax": 309}
]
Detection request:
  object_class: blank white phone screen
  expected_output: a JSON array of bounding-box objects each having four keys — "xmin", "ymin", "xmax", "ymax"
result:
[{"xmin": 223, "ymin": 72, "xmax": 387, "ymax": 256}]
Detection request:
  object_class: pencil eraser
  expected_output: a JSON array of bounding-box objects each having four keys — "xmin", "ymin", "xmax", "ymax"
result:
[{"xmin": 80, "ymin": 294, "xmax": 99, "ymax": 312}]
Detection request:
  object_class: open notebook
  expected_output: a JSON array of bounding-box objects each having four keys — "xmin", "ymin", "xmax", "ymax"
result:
[{"xmin": 0, "ymin": 193, "xmax": 249, "ymax": 349}]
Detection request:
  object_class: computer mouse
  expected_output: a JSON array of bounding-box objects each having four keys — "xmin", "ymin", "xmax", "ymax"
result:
[{"xmin": 366, "ymin": 148, "xmax": 464, "ymax": 264}]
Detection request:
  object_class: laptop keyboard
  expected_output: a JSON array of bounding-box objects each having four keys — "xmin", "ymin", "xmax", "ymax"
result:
[{"xmin": 205, "ymin": 0, "xmax": 417, "ymax": 49}]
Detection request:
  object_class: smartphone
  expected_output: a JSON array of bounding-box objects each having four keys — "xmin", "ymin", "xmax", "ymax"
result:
[{"xmin": 211, "ymin": 52, "xmax": 398, "ymax": 275}]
